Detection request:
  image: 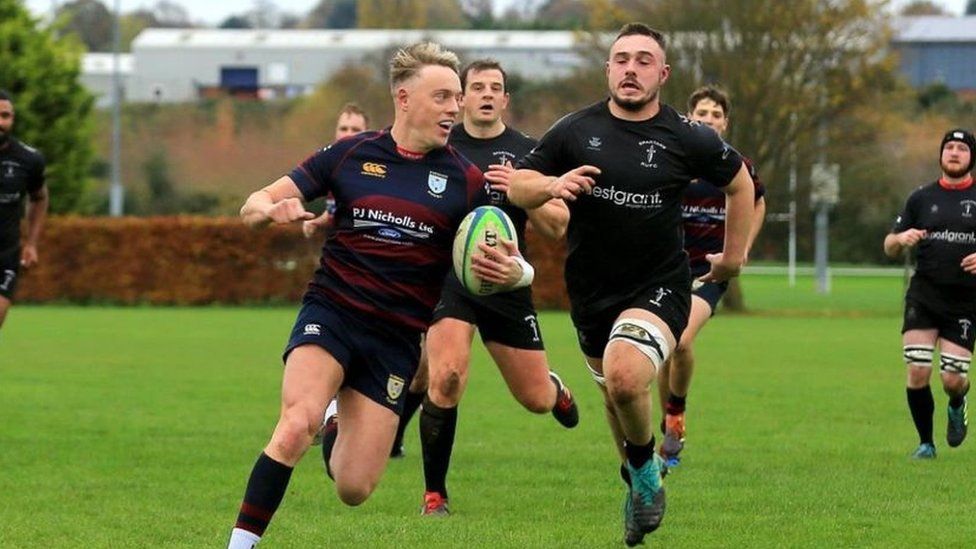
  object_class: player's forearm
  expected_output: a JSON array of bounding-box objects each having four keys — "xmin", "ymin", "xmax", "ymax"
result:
[
  {"xmin": 509, "ymin": 169, "xmax": 557, "ymax": 210},
  {"xmin": 721, "ymin": 172, "xmax": 755, "ymax": 264},
  {"xmin": 883, "ymin": 233, "xmax": 903, "ymax": 258},
  {"xmin": 240, "ymin": 190, "xmax": 275, "ymax": 228},
  {"xmin": 746, "ymin": 197, "xmax": 766, "ymax": 252},
  {"xmin": 24, "ymin": 191, "xmax": 48, "ymax": 246},
  {"xmin": 525, "ymin": 199, "xmax": 569, "ymax": 240}
]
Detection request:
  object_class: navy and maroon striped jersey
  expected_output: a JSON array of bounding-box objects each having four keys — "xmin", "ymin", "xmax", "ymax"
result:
[
  {"xmin": 289, "ymin": 130, "xmax": 489, "ymax": 331},
  {"xmin": 682, "ymin": 157, "xmax": 765, "ymax": 277}
]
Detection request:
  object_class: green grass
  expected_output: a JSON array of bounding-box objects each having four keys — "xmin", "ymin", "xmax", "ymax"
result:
[{"xmin": 1, "ymin": 275, "xmax": 973, "ymax": 547}]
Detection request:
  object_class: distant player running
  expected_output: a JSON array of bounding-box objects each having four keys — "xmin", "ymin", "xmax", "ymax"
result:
[
  {"xmin": 0, "ymin": 89, "xmax": 48, "ymax": 332},
  {"xmin": 412, "ymin": 59, "xmax": 578, "ymax": 516},
  {"xmin": 510, "ymin": 23, "xmax": 755, "ymax": 546},
  {"xmin": 884, "ymin": 128, "xmax": 974, "ymax": 459},
  {"xmin": 226, "ymin": 42, "xmax": 526, "ymax": 548},
  {"xmin": 656, "ymin": 86, "xmax": 767, "ymax": 466}
]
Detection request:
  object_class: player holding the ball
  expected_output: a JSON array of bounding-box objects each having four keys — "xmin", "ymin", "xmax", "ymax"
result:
[
  {"xmin": 413, "ymin": 59, "xmax": 578, "ymax": 517},
  {"xmin": 226, "ymin": 42, "xmax": 519, "ymax": 549},
  {"xmin": 510, "ymin": 23, "xmax": 755, "ymax": 546}
]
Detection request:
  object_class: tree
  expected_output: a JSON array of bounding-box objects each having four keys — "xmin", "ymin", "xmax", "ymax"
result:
[
  {"xmin": 219, "ymin": 15, "xmax": 253, "ymax": 29},
  {"xmin": 967, "ymin": 0, "xmax": 976, "ymax": 15},
  {"xmin": 303, "ymin": 0, "xmax": 358, "ymax": 28},
  {"xmin": 899, "ymin": 1, "xmax": 948, "ymax": 15},
  {"xmin": 54, "ymin": 0, "xmax": 113, "ymax": 52},
  {"xmin": 150, "ymin": 0, "xmax": 192, "ymax": 27},
  {"xmin": 357, "ymin": 0, "xmax": 467, "ymax": 28},
  {"xmin": 0, "ymin": 0, "xmax": 94, "ymax": 213}
]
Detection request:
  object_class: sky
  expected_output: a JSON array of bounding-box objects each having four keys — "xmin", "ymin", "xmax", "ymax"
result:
[{"xmin": 23, "ymin": 0, "xmax": 972, "ymax": 25}]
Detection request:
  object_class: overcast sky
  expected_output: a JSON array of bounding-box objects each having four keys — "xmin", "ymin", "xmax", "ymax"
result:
[{"xmin": 24, "ymin": 0, "xmax": 972, "ymax": 25}]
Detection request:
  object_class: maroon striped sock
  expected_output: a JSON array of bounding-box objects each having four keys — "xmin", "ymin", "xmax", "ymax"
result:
[{"xmin": 234, "ymin": 452, "xmax": 293, "ymax": 536}]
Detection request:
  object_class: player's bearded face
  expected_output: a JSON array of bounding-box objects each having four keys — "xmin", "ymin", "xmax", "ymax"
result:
[
  {"xmin": 403, "ymin": 65, "xmax": 461, "ymax": 151},
  {"xmin": 0, "ymin": 101, "xmax": 13, "ymax": 145},
  {"xmin": 606, "ymin": 35, "xmax": 670, "ymax": 112},
  {"xmin": 941, "ymin": 142, "xmax": 972, "ymax": 178}
]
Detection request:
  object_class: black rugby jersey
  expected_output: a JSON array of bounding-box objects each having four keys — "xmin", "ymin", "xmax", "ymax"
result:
[
  {"xmin": 0, "ymin": 138, "xmax": 45, "ymax": 253},
  {"xmin": 683, "ymin": 157, "xmax": 765, "ymax": 277},
  {"xmin": 518, "ymin": 100, "xmax": 743, "ymax": 312},
  {"xmin": 290, "ymin": 130, "xmax": 489, "ymax": 331},
  {"xmin": 893, "ymin": 178, "xmax": 976, "ymax": 291},
  {"xmin": 449, "ymin": 124, "xmax": 537, "ymax": 253}
]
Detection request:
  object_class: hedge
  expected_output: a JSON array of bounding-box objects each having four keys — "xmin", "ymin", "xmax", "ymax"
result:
[{"xmin": 18, "ymin": 216, "xmax": 570, "ymax": 309}]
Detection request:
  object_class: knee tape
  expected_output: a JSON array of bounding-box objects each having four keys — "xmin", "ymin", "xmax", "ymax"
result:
[
  {"xmin": 941, "ymin": 352, "xmax": 971, "ymax": 377},
  {"xmin": 904, "ymin": 344, "xmax": 934, "ymax": 367},
  {"xmin": 586, "ymin": 361, "xmax": 606, "ymax": 387},
  {"xmin": 608, "ymin": 318, "xmax": 671, "ymax": 371}
]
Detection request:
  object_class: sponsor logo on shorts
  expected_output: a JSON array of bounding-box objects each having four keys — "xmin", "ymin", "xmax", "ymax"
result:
[
  {"xmin": 303, "ymin": 323, "xmax": 321, "ymax": 336},
  {"xmin": 648, "ymin": 287, "xmax": 671, "ymax": 307},
  {"xmin": 525, "ymin": 314, "xmax": 540, "ymax": 342},
  {"xmin": 960, "ymin": 318, "xmax": 972, "ymax": 340},
  {"xmin": 361, "ymin": 162, "xmax": 387, "ymax": 178},
  {"xmin": 386, "ymin": 374, "xmax": 405, "ymax": 402},
  {"xmin": 0, "ymin": 269, "xmax": 14, "ymax": 291}
]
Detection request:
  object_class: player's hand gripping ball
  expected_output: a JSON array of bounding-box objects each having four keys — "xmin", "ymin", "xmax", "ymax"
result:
[{"xmin": 452, "ymin": 206, "xmax": 518, "ymax": 296}]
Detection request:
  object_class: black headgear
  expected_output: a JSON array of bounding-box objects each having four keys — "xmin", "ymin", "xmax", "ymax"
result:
[{"xmin": 941, "ymin": 128, "xmax": 976, "ymax": 173}]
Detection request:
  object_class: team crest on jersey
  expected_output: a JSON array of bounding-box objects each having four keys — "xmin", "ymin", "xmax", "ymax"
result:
[
  {"xmin": 493, "ymin": 150, "xmax": 516, "ymax": 165},
  {"xmin": 427, "ymin": 171, "xmax": 448, "ymax": 196},
  {"xmin": 961, "ymin": 200, "xmax": 976, "ymax": 218},
  {"xmin": 387, "ymin": 374, "xmax": 405, "ymax": 401},
  {"xmin": 1, "ymin": 161, "xmax": 16, "ymax": 178},
  {"xmin": 639, "ymin": 140, "xmax": 666, "ymax": 169},
  {"xmin": 587, "ymin": 137, "xmax": 602, "ymax": 150}
]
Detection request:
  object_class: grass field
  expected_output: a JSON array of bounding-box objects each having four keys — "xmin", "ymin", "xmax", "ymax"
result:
[{"xmin": 2, "ymin": 274, "xmax": 974, "ymax": 547}]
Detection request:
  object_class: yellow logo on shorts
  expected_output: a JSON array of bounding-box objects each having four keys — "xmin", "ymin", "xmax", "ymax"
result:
[
  {"xmin": 387, "ymin": 374, "xmax": 405, "ymax": 401},
  {"xmin": 361, "ymin": 162, "xmax": 387, "ymax": 177}
]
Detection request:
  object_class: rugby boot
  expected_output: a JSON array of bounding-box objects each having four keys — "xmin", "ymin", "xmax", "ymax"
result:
[
  {"xmin": 549, "ymin": 371, "xmax": 579, "ymax": 428},
  {"xmin": 947, "ymin": 397, "xmax": 968, "ymax": 448},
  {"xmin": 623, "ymin": 454, "xmax": 667, "ymax": 546},
  {"xmin": 911, "ymin": 442, "xmax": 936, "ymax": 459},
  {"xmin": 659, "ymin": 412, "xmax": 685, "ymax": 467},
  {"xmin": 420, "ymin": 491, "xmax": 450, "ymax": 516}
]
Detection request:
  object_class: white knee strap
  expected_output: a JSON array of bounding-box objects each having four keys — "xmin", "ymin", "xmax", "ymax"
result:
[
  {"xmin": 586, "ymin": 361, "xmax": 606, "ymax": 387},
  {"xmin": 904, "ymin": 344, "xmax": 935, "ymax": 367},
  {"xmin": 608, "ymin": 318, "xmax": 671, "ymax": 371},
  {"xmin": 941, "ymin": 352, "xmax": 971, "ymax": 377}
]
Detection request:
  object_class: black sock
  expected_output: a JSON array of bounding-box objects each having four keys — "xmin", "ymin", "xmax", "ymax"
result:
[
  {"xmin": 907, "ymin": 386, "xmax": 935, "ymax": 445},
  {"xmin": 666, "ymin": 394, "xmax": 687, "ymax": 415},
  {"xmin": 949, "ymin": 382, "xmax": 970, "ymax": 408},
  {"xmin": 420, "ymin": 397, "xmax": 458, "ymax": 499},
  {"xmin": 235, "ymin": 452, "xmax": 293, "ymax": 537},
  {"xmin": 624, "ymin": 437, "xmax": 656, "ymax": 470},
  {"xmin": 394, "ymin": 389, "xmax": 425, "ymax": 449},
  {"xmin": 321, "ymin": 417, "xmax": 338, "ymax": 480}
]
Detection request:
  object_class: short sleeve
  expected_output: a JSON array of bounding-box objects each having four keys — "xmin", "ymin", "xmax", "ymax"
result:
[
  {"xmin": 28, "ymin": 151, "xmax": 45, "ymax": 195},
  {"xmin": 743, "ymin": 157, "xmax": 765, "ymax": 201},
  {"xmin": 685, "ymin": 124, "xmax": 743, "ymax": 188},
  {"xmin": 288, "ymin": 143, "xmax": 345, "ymax": 202},
  {"xmin": 892, "ymin": 191, "xmax": 918, "ymax": 233}
]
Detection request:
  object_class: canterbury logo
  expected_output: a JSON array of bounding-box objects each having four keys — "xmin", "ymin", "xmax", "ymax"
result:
[{"xmin": 361, "ymin": 162, "xmax": 387, "ymax": 177}]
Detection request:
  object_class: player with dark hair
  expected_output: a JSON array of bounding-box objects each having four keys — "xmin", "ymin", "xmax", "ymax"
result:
[
  {"xmin": 225, "ymin": 42, "xmax": 527, "ymax": 548},
  {"xmin": 510, "ymin": 23, "xmax": 755, "ymax": 545},
  {"xmin": 412, "ymin": 58, "xmax": 577, "ymax": 516},
  {"xmin": 884, "ymin": 128, "xmax": 975, "ymax": 460},
  {"xmin": 656, "ymin": 85, "xmax": 767, "ymax": 466},
  {"xmin": 0, "ymin": 89, "xmax": 48, "ymax": 331}
]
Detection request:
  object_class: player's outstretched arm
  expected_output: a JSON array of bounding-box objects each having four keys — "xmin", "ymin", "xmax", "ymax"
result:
[
  {"xmin": 241, "ymin": 176, "xmax": 314, "ymax": 229},
  {"xmin": 526, "ymin": 198, "xmax": 570, "ymax": 240},
  {"xmin": 509, "ymin": 166, "xmax": 600, "ymax": 210},
  {"xmin": 883, "ymin": 229, "xmax": 927, "ymax": 258},
  {"xmin": 700, "ymin": 163, "xmax": 754, "ymax": 283}
]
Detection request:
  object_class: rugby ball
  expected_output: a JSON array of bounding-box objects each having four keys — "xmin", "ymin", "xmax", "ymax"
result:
[{"xmin": 452, "ymin": 206, "xmax": 518, "ymax": 296}]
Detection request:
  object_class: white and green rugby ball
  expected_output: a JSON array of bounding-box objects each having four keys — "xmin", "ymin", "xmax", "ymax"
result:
[{"xmin": 452, "ymin": 206, "xmax": 518, "ymax": 296}]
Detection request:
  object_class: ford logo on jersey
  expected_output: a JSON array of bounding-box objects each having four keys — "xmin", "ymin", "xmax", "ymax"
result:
[{"xmin": 377, "ymin": 227, "xmax": 403, "ymax": 239}]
